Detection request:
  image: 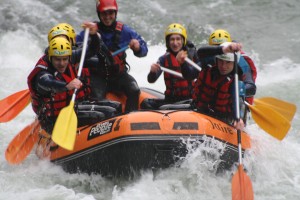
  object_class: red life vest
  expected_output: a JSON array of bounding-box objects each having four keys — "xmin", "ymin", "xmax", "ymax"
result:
[
  {"xmin": 193, "ymin": 67, "xmax": 233, "ymax": 114},
  {"xmin": 27, "ymin": 55, "xmax": 90, "ymax": 117},
  {"xmin": 163, "ymin": 53, "xmax": 194, "ymax": 100},
  {"xmin": 111, "ymin": 21, "xmax": 127, "ymax": 76},
  {"xmin": 241, "ymin": 50, "xmax": 257, "ymax": 104}
]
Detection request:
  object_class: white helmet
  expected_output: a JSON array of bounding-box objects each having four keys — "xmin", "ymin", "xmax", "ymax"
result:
[{"xmin": 215, "ymin": 42, "xmax": 240, "ymax": 62}]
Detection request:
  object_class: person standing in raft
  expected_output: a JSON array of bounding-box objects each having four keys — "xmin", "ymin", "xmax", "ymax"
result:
[
  {"xmin": 76, "ymin": 0, "xmax": 148, "ymax": 112},
  {"xmin": 141, "ymin": 23, "xmax": 198, "ymax": 109},
  {"xmin": 177, "ymin": 42, "xmax": 256, "ymax": 130},
  {"xmin": 28, "ymin": 24, "xmax": 107, "ymax": 135}
]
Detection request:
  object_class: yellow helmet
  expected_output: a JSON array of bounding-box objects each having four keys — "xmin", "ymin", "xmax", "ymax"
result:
[
  {"xmin": 209, "ymin": 29, "xmax": 232, "ymax": 45},
  {"xmin": 47, "ymin": 23, "xmax": 76, "ymax": 46},
  {"xmin": 165, "ymin": 23, "xmax": 187, "ymax": 46},
  {"xmin": 48, "ymin": 37, "xmax": 72, "ymax": 60}
]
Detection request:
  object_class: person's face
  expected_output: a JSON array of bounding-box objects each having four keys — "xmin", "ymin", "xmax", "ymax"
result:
[
  {"xmin": 168, "ymin": 34, "xmax": 184, "ymax": 52},
  {"xmin": 216, "ymin": 58, "xmax": 234, "ymax": 75},
  {"xmin": 51, "ymin": 56, "xmax": 69, "ymax": 73},
  {"xmin": 100, "ymin": 10, "xmax": 116, "ymax": 26}
]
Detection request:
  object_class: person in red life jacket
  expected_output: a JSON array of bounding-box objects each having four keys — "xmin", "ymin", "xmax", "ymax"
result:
[
  {"xmin": 179, "ymin": 42, "xmax": 253, "ymax": 130},
  {"xmin": 47, "ymin": 23, "xmax": 122, "ymax": 114},
  {"xmin": 199, "ymin": 29, "xmax": 257, "ymax": 104},
  {"xmin": 141, "ymin": 23, "xmax": 197, "ymax": 109},
  {"xmin": 76, "ymin": 0, "xmax": 148, "ymax": 113},
  {"xmin": 27, "ymin": 25, "xmax": 105, "ymax": 134},
  {"xmin": 47, "ymin": 23, "xmax": 95, "ymax": 89},
  {"xmin": 45, "ymin": 23, "xmax": 92, "ymax": 91}
]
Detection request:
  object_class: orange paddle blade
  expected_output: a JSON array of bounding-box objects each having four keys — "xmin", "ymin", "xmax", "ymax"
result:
[
  {"xmin": 232, "ymin": 165, "xmax": 254, "ymax": 200},
  {"xmin": 5, "ymin": 119, "xmax": 40, "ymax": 165},
  {"xmin": 0, "ymin": 89, "xmax": 31, "ymax": 122}
]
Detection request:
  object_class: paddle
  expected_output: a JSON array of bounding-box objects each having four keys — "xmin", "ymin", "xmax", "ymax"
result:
[
  {"xmin": 112, "ymin": 45, "xmax": 129, "ymax": 56},
  {"xmin": 5, "ymin": 119, "xmax": 40, "ymax": 165},
  {"xmin": 160, "ymin": 66, "xmax": 183, "ymax": 78},
  {"xmin": 184, "ymin": 57, "xmax": 202, "ymax": 71},
  {"xmin": 245, "ymin": 101, "xmax": 291, "ymax": 140},
  {"xmin": 51, "ymin": 28, "xmax": 90, "ymax": 151},
  {"xmin": 0, "ymin": 89, "xmax": 31, "ymax": 122},
  {"xmin": 231, "ymin": 52, "xmax": 254, "ymax": 200},
  {"xmin": 254, "ymin": 97, "xmax": 296, "ymax": 121}
]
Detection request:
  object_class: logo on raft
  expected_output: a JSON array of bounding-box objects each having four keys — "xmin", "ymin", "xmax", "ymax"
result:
[
  {"xmin": 88, "ymin": 119, "xmax": 116, "ymax": 140},
  {"xmin": 207, "ymin": 118, "xmax": 234, "ymax": 135}
]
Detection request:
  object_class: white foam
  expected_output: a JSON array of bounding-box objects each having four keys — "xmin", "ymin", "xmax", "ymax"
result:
[
  {"xmin": 127, "ymin": 44, "xmax": 167, "ymax": 93},
  {"xmin": 257, "ymin": 57, "xmax": 300, "ymax": 86}
]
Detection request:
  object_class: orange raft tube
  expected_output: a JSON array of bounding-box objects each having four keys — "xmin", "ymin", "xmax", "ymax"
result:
[{"xmin": 36, "ymin": 88, "xmax": 251, "ymax": 178}]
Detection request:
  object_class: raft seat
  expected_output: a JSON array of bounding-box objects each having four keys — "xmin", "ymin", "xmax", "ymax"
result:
[
  {"xmin": 159, "ymin": 103, "xmax": 191, "ymax": 110},
  {"xmin": 77, "ymin": 100, "xmax": 122, "ymax": 127},
  {"xmin": 140, "ymin": 98, "xmax": 192, "ymax": 110},
  {"xmin": 159, "ymin": 99, "xmax": 192, "ymax": 110}
]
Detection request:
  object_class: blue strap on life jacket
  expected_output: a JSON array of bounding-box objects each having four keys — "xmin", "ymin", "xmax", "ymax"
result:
[
  {"xmin": 238, "ymin": 81, "xmax": 245, "ymax": 98},
  {"xmin": 232, "ymin": 81, "xmax": 246, "ymax": 118}
]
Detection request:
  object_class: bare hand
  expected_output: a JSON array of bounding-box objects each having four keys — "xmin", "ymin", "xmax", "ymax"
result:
[
  {"xmin": 150, "ymin": 63, "xmax": 161, "ymax": 73},
  {"xmin": 129, "ymin": 39, "xmax": 140, "ymax": 52},
  {"xmin": 222, "ymin": 42, "xmax": 242, "ymax": 53},
  {"xmin": 81, "ymin": 22, "xmax": 98, "ymax": 35},
  {"xmin": 233, "ymin": 118, "xmax": 245, "ymax": 130},
  {"xmin": 176, "ymin": 50, "xmax": 187, "ymax": 65},
  {"xmin": 66, "ymin": 78, "xmax": 82, "ymax": 90}
]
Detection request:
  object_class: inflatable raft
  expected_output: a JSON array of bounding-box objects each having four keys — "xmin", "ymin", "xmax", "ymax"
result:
[{"xmin": 35, "ymin": 87, "xmax": 251, "ymax": 178}]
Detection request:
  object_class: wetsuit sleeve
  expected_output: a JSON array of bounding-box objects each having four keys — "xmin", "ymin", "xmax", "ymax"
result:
[
  {"xmin": 122, "ymin": 25, "xmax": 148, "ymax": 57},
  {"xmin": 147, "ymin": 70, "xmax": 162, "ymax": 83},
  {"xmin": 147, "ymin": 57, "xmax": 164, "ymax": 83},
  {"xmin": 35, "ymin": 71, "xmax": 68, "ymax": 95},
  {"xmin": 197, "ymin": 46, "xmax": 223, "ymax": 58}
]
